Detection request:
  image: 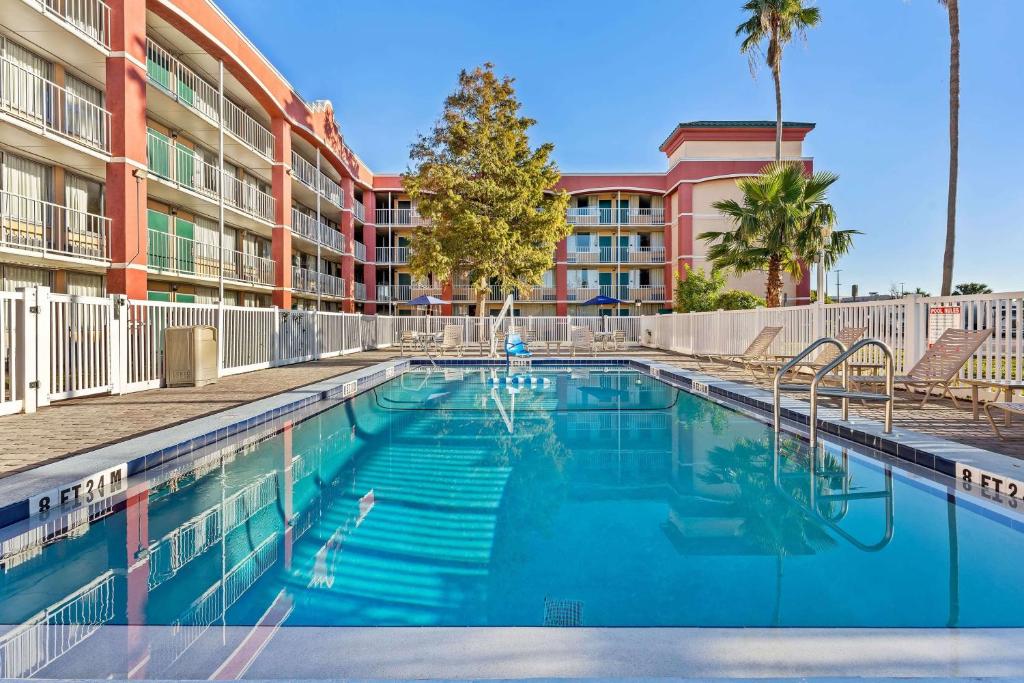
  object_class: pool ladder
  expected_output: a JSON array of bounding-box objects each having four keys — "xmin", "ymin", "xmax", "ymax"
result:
[{"xmin": 772, "ymin": 337, "xmax": 895, "ymax": 444}]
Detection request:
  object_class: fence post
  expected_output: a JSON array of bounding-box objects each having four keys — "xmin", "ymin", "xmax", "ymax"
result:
[
  {"xmin": 110, "ymin": 295, "xmax": 129, "ymax": 395},
  {"xmin": 812, "ymin": 301, "xmax": 824, "ymax": 341},
  {"xmin": 16, "ymin": 286, "xmax": 49, "ymax": 413},
  {"xmin": 903, "ymin": 295, "xmax": 925, "ymax": 372},
  {"xmin": 272, "ymin": 306, "xmax": 281, "ymax": 366}
]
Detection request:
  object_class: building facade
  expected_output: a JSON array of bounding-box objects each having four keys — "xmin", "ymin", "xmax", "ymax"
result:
[{"xmin": 0, "ymin": 0, "xmax": 812, "ymax": 316}]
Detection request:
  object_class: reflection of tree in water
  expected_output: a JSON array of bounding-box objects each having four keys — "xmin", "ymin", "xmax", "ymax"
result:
[{"xmin": 688, "ymin": 394, "xmax": 731, "ymax": 435}]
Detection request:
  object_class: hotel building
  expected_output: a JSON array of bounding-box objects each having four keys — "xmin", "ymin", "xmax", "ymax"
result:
[{"xmin": 0, "ymin": 0, "xmax": 812, "ymax": 316}]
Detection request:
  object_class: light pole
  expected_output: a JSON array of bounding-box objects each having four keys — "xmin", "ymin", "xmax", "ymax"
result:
[
  {"xmin": 817, "ymin": 223, "xmax": 832, "ymax": 305},
  {"xmin": 834, "ymin": 269, "xmax": 843, "ymax": 303}
]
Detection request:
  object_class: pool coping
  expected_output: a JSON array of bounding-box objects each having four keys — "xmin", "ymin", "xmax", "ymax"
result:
[{"xmin": 2, "ymin": 355, "xmax": 1023, "ymax": 529}]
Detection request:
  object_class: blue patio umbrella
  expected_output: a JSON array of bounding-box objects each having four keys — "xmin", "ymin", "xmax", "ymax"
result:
[
  {"xmin": 407, "ymin": 294, "xmax": 450, "ymax": 306},
  {"xmin": 581, "ymin": 294, "xmax": 624, "ymax": 306}
]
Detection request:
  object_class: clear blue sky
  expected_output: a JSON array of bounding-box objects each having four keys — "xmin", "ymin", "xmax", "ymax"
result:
[{"xmin": 218, "ymin": 0, "xmax": 1023, "ymax": 296}]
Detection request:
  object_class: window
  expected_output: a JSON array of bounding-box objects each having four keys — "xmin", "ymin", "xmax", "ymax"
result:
[
  {"xmin": 1, "ymin": 38, "xmax": 53, "ymax": 123},
  {"xmin": 2, "ymin": 152, "xmax": 53, "ymax": 248},
  {"xmin": 64, "ymin": 73, "xmax": 105, "ymax": 148}
]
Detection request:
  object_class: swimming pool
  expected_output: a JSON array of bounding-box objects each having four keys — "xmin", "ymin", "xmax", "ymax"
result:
[{"xmin": 2, "ymin": 363, "xmax": 1023, "ymax": 639}]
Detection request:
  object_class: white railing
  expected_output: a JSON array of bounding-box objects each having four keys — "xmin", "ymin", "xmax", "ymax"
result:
[
  {"xmin": 222, "ymin": 98, "xmax": 273, "ymax": 160},
  {"xmin": 48, "ymin": 294, "xmax": 111, "ymax": 400},
  {"xmin": 321, "ymin": 225, "xmax": 346, "ymax": 254},
  {"xmin": 353, "ymin": 199, "xmax": 365, "ymax": 222},
  {"xmin": 290, "ymin": 208, "xmax": 319, "ymax": 242},
  {"xmin": 224, "ymin": 249, "xmax": 275, "ymax": 287},
  {"xmin": 1, "ymin": 190, "xmax": 109, "ymax": 261},
  {"xmin": 43, "ymin": 0, "xmax": 111, "ymax": 48},
  {"xmin": 290, "ymin": 151, "xmax": 318, "ymax": 190},
  {"xmin": 291, "ymin": 267, "xmax": 345, "ymax": 297},
  {"xmin": 319, "ymin": 271, "xmax": 346, "ymax": 297},
  {"xmin": 291, "ymin": 265, "xmax": 315, "ymax": 293},
  {"xmin": 354, "ymin": 281, "xmax": 366, "ymax": 300},
  {"xmin": 221, "ymin": 173, "xmax": 275, "ymax": 223},
  {"xmin": 146, "ymin": 130, "xmax": 220, "ymax": 200},
  {"xmin": 376, "ymin": 284, "xmax": 393, "ymax": 302},
  {"xmin": 374, "ymin": 208, "xmax": 425, "ymax": 226},
  {"xmin": 147, "ymin": 229, "xmax": 273, "ymax": 287},
  {"xmin": 528, "ymin": 286, "xmax": 557, "ymax": 301},
  {"xmin": 353, "ymin": 240, "xmax": 366, "ymax": 262},
  {"xmin": 125, "ymin": 300, "xmax": 218, "ymax": 391},
  {"xmin": 565, "ymin": 207, "xmax": 665, "ymax": 225},
  {"xmin": 628, "ymin": 285, "xmax": 666, "ymax": 302},
  {"xmin": 0, "ymin": 57, "xmax": 110, "ymax": 153},
  {"xmin": 145, "ymin": 39, "xmax": 219, "ymax": 123},
  {"xmin": 318, "ymin": 171, "xmax": 343, "ymax": 207},
  {"xmin": 624, "ymin": 246, "xmax": 666, "ymax": 264},
  {"xmin": 0, "ymin": 292, "xmax": 22, "ymax": 416},
  {"xmin": 376, "ymin": 246, "xmax": 409, "ymax": 264}
]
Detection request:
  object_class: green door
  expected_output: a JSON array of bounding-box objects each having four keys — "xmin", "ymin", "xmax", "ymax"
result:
[
  {"xmin": 147, "ymin": 291, "xmax": 171, "ymax": 302},
  {"xmin": 147, "ymin": 128, "xmax": 170, "ymax": 178},
  {"xmin": 175, "ymin": 218, "xmax": 195, "ymax": 274},
  {"xmin": 175, "ymin": 143, "xmax": 195, "ymax": 188},
  {"xmin": 618, "ymin": 199, "xmax": 629, "ymax": 224},
  {"xmin": 147, "ymin": 209, "xmax": 169, "ymax": 269},
  {"xmin": 599, "ymin": 199, "xmax": 612, "ymax": 225},
  {"xmin": 618, "ymin": 235, "xmax": 630, "ymax": 262},
  {"xmin": 618, "ymin": 271, "xmax": 630, "ymax": 301},
  {"xmin": 147, "ymin": 53, "xmax": 171, "ymax": 91},
  {"xmin": 598, "ymin": 235, "xmax": 612, "ymax": 263},
  {"xmin": 599, "ymin": 271, "xmax": 612, "ymax": 298}
]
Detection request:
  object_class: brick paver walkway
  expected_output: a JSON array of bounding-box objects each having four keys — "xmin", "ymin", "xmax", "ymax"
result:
[{"xmin": 0, "ymin": 347, "xmax": 1019, "ymax": 479}]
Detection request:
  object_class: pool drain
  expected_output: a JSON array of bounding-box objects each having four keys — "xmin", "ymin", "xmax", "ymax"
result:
[{"xmin": 543, "ymin": 597, "xmax": 584, "ymax": 626}]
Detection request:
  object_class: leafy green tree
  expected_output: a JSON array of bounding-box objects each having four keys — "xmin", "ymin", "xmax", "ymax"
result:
[
  {"xmin": 701, "ymin": 161, "xmax": 857, "ymax": 308},
  {"xmin": 717, "ymin": 289, "xmax": 765, "ymax": 310},
  {"xmin": 939, "ymin": 0, "xmax": 960, "ymax": 296},
  {"xmin": 952, "ymin": 282, "xmax": 991, "ymax": 295},
  {"xmin": 403, "ymin": 63, "xmax": 572, "ymax": 319},
  {"xmin": 673, "ymin": 264, "xmax": 724, "ymax": 312},
  {"xmin": 736, "ymin": 0, "xmax": 822, "ymax": 160}
]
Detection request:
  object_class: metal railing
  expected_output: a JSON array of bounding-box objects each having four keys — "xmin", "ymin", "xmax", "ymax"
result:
[
  {"xmin": 624, "ymin": 246, "xmax": 666, "ymax": 263},
  {"xmin": 221, "ymin": 173, "xmax": 275, "ymax": 223},
  {"xmin": 628, "ymin": 285, "xmax": 666, "ymax": 302},
  {"xmin": 565, "ymin": 207, "xmax": 665, "ymax": 225},
  {"xmin": 146, "ymin": 130, "xmax": 220, "ymax": 200},
  {"xmin": 146, "ymin": 229, "xmax": 275, "ymax": 286},
  {"xmin": 222, "ymin": 98, "xmax": 274, "ymax": 161},
  {"xmin": 291, "ymin": 266, "xmax": 345, "ymax": 297},
  {"xmin": 289, "ymin": 208, "xmax": 319, "ymax": 242},
  {"xmin": 374, "ymin": 208, "xmax": 426, "ymax": 226},
  {"xmin": 43, "ymin": 0, "xmax": 111, "ymax": 48},
  {"xmin": 353, "ymin": 199, "xmax": 365, "ymax": 222},
  {"xmin": 289, "ymin": 151, "xmax": 318, "ymax": 190},
  {"xmin": 145, "ymin": 39, "xmax": 219, "ymax": 123},
  {"xmin": 376, "ymin": 284, "xmax": 393, "ymax": 302},
  {"xmin": 375, "ymin": 246, "xmax": 409, "ymax": 264},
  {"xmin": 1, "ymin": 190, "xmax": 109, "ymax": 261},
  {"xmin": 0, "ymin": 57, "xmax": 111, "ymax": 153},
  {"xmin": 318, "ymin": 171, "xmax": 343, "ymax": 207},
  {"xmin": 354, "ymin": 281, "xmax": 366, "ymax": 300},
  {"xmin": 320, "ymin": 225, "xmax": 346, "ymax": 254},
  {"xmin": 352, "ymin": 240, "xmax": 366, "ymax": 262}
]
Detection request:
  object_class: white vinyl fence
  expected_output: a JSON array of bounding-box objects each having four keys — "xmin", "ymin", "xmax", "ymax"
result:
[{"xmin": 6, "ymin": 285, "xmax": 1023, "ymax": 416}]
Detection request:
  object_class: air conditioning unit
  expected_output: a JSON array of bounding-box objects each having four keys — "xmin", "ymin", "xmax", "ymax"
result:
[{"xmin": 165, "ymin": 326, "xmax": 219, "ymax": 387}]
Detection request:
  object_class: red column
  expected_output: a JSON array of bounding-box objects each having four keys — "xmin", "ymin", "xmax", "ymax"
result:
[
  {"xmin": 105, "ymin": 0, "xmax": 148, "ymax": 299},
  {"xmin": 271, "ymin": 118, "xmax": 292, "ymax": 308},
  {"xmin": 663, "ymin": 193, "xmax": 674, "ymax": 298},
  {"xmin": 124, "ymin": 484, "xmax": 150, "ymax": 675},
  {"xmin": 555, "ymin": 237, "xmax": 568, "ymax": 316},
  {"xmin": 340, "ymin": 177, "xmax": 356, "ymax": 312},
  {"xmin": 676, "ymin": 184, "xmax": 694, "ymax": 278},
  {"xmin": 281, "ymin": 422, "xmax": 294, "ymax": 570},
  {"xmin": 362, "ymin": 192, "xmax": 377, "ymax": 314}
]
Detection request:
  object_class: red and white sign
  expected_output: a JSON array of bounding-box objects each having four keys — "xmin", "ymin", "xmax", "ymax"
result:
[{"xmin": 928, "ymin": 304, "xmax": 961, "ymax": 346}]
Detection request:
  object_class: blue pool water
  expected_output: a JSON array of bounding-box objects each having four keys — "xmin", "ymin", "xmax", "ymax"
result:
[{"xmin": 2, "ymin": 365, "xmax": 1024, "ymax": 629}]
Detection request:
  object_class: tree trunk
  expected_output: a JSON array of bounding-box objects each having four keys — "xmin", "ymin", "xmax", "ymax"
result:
[
  {"xmin": 773, "ymin": 62, "xmax": 783, "ymax": 162},
  {"xmin": 766, "ymin": 254, "xmax": 783, "ymax": 308},
  {"xmin": 941, "ymin": 0, "xmax": 959, "ymax": 296}
]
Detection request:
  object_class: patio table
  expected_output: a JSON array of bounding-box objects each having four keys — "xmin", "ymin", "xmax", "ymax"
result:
[{"xmin": 963, "ymin": 379, "xmax": 1024, "ymax": 423}]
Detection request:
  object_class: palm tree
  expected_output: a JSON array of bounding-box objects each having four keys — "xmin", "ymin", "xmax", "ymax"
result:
[
  {"xmin": 736, "ymin": 0, "xmax": 822, "ymax": 161},
  {"xmin": 940, "ymin": 0, "xmax": 960, "ymax": 296},
  {"xmin": 952, "ymin": 282, "xmax": 991, "ymax": 295},
  {"xmin": 700, "ymin": 161, "xmax": 857, "ymax": 307}
]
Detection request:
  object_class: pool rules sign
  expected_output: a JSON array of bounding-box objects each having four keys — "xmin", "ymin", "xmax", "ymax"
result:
[
  {"xmin": 29, "ymin": 463, "xmax": 127, "ymax": 515},
  {"xmin": 928, "ymin": 304, "xmax": 961, "ymax": 347}
]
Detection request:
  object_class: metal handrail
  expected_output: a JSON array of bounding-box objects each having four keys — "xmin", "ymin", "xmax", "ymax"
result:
[
  {"xmin": 773, "ymin": 337, "xmax": 848, "ymax": 434},
  {"xmin": 809, "ymin": 338, "xmax": 895, "ymax": 443}
]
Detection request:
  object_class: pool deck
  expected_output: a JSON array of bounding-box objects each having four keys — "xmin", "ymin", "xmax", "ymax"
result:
[{"xmin": 0, "ymin": 346, "xmax": 1021, "ymax": 479}]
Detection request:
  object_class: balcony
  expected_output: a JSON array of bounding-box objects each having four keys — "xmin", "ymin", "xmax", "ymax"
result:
[
  {"xmin": 376, "ymin": 284, "xmax": 393, "ymax": 302},
  {"xmin": 1, "ymin": 190, "xmax": 109, "ymax": 262},
  {"xmin": 353, "ymin": 281, "xmax": 366, "ymax": 300},
  {"xmin": 145, "ymin": 38, "xmax": 274, "ymax": 163},
  {"xmin": 376, "ymin": 246, "xmax": 409, "ymax": 264},
  {"xmin": 289, "ymin": 151, "xmax": 318, "ymax": 191},
  {"xmin": 352, "ymin": 240, "xmax": 366, "ymax": 262},
  {"xmin": 353, "ymin": 199, "xmax": 365, "ymax": 222},
  {"xmin": 291, "ymin": 266, "xmax": 345, "ymax": 297},
  {"xmin": 567, "ymin": 247, "xmax": 613, "ymax": 264},
  {"xmin": 627, "ymin": 285, "xmax": 666, "ymax": 302},
  {"xmin": 290, "ymin": 208, "xmax": 348, "ymax": 255},
  {"xmin": 0, "ymin": 56, "xmax": 110, "ymax": 154},
  {"xmin": 318, "ymin": 171, "xmax": 343, "ymax": 208},
  {"xmin": 565, "ymin": 207, "xmax": 665, "ymax": 226},
  {"xmin": 37, "ymin": 0, "xmax": 111, "ymax": 49},
  {"xmin": 374, "ymin": 208, "xmax": 426, "ymax": 226},
  {"xmin": 527, "ymin": 286, "xmax": 557, "ymax": 301},
  {"xmin": 147, "ymin": 229, "xmax": 275, "ymax": 287},
  {"xmin": 146, "ymin": 130, "xmax": 275, "ymax": 224},
  {"xmin": 624, "ymin": 246, "xmax": 666, "ymax": 264}
]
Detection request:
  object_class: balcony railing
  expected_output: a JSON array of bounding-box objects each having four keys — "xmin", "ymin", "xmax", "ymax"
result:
[
  {"xmin": 375, "ymin": 246, "xmax": 409, "ymax": 264},
  {"xmin": 290, "ymin": 208, "xmax": 347, "ymax": 253},
  {"xmin": 374, "ymin": 208, "xmax": 425, "ymax": 226},
  {"xmin": 146, "ymin": 130, "xmax": 220, "ymax": 200},
  {"xmin": 222, "ymin": 98, "xmax": 274, "ymax": 161},
  {"xmin": 43, "ymin": 0, "xmax": 111, "ymax": 48},
  {"xmin": 289, "ymin": 151, "xmax": 318, "ymax": 191},
  {"xmin": 320, "ymin": 225, "xmax": 346, "ymax": 254},
  {"xmin": 567, "ymin": 247, "xmax": 614, "ymax": 264},
  {"xmin": 145, "ymin": 39, "xmax": 219, "ymax": 124},
  {"xmin": 318, "ymin": 171, "xmax": 343, "ymax": 208},
  {"xmin": 566, "ymin": 246, "xmax": 665, "ymax": 264},
  {"xmin": 353, "ymin": 199, "xmax": 365, "ymax": 222},
  {"xmin": 627, "ymin": 285, "xmax": 666, "ymax": 302},
  {"xmin": 565, "ymin": 207, "xmax": 665, "ymax": 225},
  {"xmin": 528, "ymin": 286, "xmax": 557, "ymax": 301},
  {"xmin": 221, "ymin": 173, "xmax": 275, "ymax": 223},
  {"xmin": 0, "ymin": 57, "xmax": 111, "ymax": 153},
  {"xmin": 291, "ymin": 266, "xmax": 345, "ymax": 297},
  {"xmin": 624, "ymin": 246, "xmax": 666, "ymax": 264},
  {"xmin": 1, "ymin": 190, "xmax": 109, "ymax": 261},
  {"xmin": 376, "ymin": 284, "xmax": 393, "ymax": 302},
  {"xmin": 353, "ymin": 281, "xmax": 366, "ymax": 300},
  {"xmin": 352, "ymin": 241, "xmax": 366, "ymax": 262},
  {"xmin": 147, "ymin": 229, "xmax": 274, "ymax": 287}
]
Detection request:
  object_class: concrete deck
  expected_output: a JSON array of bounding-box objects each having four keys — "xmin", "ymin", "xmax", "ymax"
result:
[{"xmin": 0, "ymin": 347, "xmax": 1020, "ymax": 479}]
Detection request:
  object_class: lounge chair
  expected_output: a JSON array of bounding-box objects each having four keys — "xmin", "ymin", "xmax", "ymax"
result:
[
  {"xmin": 695, "ymin": 326, "xmax": 783, "ymax": 379},
  {"xmin": 398, "ymin": 330, "xmax": 418, "ymax": 356},
  {"xmin": 850, "ymin": 328, "xmax": 993, "ymax": 407},
  {"xmin": 570, "ymin": 327, "xmax": 596, "ymax": 357},
  {"xmin": 437, "ymin": 324, "xmax": 466, "ymax": 357},
  {"xmin": 985, "ymin": 402, "xmax": 1024, "ymax": 440},
  {"xmin": 607, "ymin": 329, "xmax": 627, "ymax": 351},
  {"xmin": 761, "ymin": 327, "xmax": 869, "ymax": 381}
]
